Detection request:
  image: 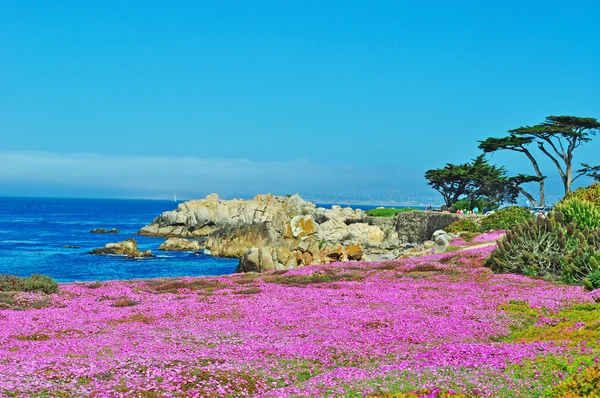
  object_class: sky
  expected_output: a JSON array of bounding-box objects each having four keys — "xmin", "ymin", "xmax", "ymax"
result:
[{"xmin": 1, "ymin": 1, "xmax": 599, "ymax": 204}]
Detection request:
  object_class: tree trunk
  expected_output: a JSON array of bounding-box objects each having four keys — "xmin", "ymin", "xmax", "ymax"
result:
[
  {"xmin": 523, "ymin": 148, "xmax": 546, "ymax": 206},
  {"xmin": 565, "ymin": 160, "xmax": 573, "ymax": 194}
]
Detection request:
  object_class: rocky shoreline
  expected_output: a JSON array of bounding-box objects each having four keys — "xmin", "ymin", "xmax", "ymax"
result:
[{"xmin": 138, "ymin": 194, "xmax": 471, "ymax": 272}]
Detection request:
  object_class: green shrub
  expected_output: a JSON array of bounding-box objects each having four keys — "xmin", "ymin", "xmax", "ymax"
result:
[
  {"xmin": 486, "ymin": 214, "xmax": 600, "ymax": 288},
  {"xmin": 0, "ymin": 274, "xmax": 59, "ymax": 294},
  {"xmin": 444, "ymin": 218, "xmax": 479, "ymax": 233},
  {"xmin": 562, "ymin": 182, "xmax": 600, "ymax": 207},
  {"xmin": 22, "ymin": 274, "xmax": 59, "ymax": 294},
  {"xmin": 480, "ymin": 206, "xmax": 534, "ymax": 231},
  {"xmin": 555, "ymin": 197, "xmax": 600, "ymax": 230}
]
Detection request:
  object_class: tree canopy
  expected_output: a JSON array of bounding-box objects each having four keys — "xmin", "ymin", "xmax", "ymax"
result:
[
  {"xmin": 425, "ymin": 155, "xmax": 537, "ymax": 208},
  {"xmin": 509, "ymin": 115, "xmax": 600, "ymax": 194}
]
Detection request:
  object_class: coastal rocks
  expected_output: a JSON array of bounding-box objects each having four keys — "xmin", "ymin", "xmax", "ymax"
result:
[
  {"xmin": 158, "ymin": 238, "xmax": 202, "ymax": 252},
  {"xmin": 206, "ymin": 222, "xmax": 282, "ymax": 258},
  {"xmin": 139, "ymin": 193, "xmax": 315, "ymax": 237},
  {"xmin": 285, "ymin": 215, "xmax": 318, "ymax": 238},
  {"xmin": 63, "ymin": 245, "xmax": 80, "ymax": 249},
  {"xmin": 235, "ymin": 241, "xmax": 366, "ymax": 273},
  {"xmin": 140, "ymin": 193, "xmax": 472, "ymax": 273},
  {"xmin": 89, "ymin": 238, "xmax": 153, "ymax": 259},
  {"xmin": 90, "ymin": 228, "xmax": 119, "ymax": 234},
  {"xmin": 236, "ymin": 247, "xmax": 277, "ymax": 273}
]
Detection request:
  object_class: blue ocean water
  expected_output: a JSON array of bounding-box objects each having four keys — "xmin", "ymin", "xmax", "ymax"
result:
[
  {"xmin": 0, "ymin": 197, "xmax": 238, "ymax": 283},
  {"xmin": 0, "ymin": 197, "xmax": 424, "ymax": 283}
]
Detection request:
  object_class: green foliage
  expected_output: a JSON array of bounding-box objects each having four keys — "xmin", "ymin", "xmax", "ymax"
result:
[
  {"xmin": 480, "ymin": 206, "xmax": 533, "ymax": 231},
  {"xmin": 365, "ymin": 208, "xmax": 417, "ymax": 217},
  {"xmin": 425, "ymin": 155, "xmax": 527, "ymax": 208},
  {"xmin": 510, "ymin": 116, "xmax": 600, "ymax": 195},
  {"xmin": 563, "ymin": 182, "xmax": 600, "ymax": 207},
  {"xmin": 444, "ymin": 218, "xmax": 479, "ymax": 233},
  {"xmin": 0, "ymin": 273, "xmax": 58, "ymax": 294},
  {"xmin": 486, "ymin": 214, "xmax": 600, "ymax": 288},
  {"xmin": 555, "ymin": 197, "xmax": 600, "ymax": 230},
  {"xmin": 451, "ymin": 198, "xmax": 494, "ymax": 212}
]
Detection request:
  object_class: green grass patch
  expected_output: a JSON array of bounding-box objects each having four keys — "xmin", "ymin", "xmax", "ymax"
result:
[{"xmin": 366, "ymin": 208, "xmax": 418, "ymax": 217}]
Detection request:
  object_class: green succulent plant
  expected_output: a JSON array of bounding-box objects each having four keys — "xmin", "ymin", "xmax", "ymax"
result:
[{"xmin": 486, "ymin": 213, "xmax": 600, "ymax": 289}]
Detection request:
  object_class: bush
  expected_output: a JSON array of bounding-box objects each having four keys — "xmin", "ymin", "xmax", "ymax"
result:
[
  {"xmin": 562, "ymin": 182, "xmax": 600, "ymax": 207},
  {"xmin": 444, "ymin": 218, "xmax": 479, "ymax": 233},
  {"xmin": 555, "ymin": 197, "xmax": 600, "ymax": 230},
  {"xmin": 480, "ymin": 206, "xmax": 533, "ymax": 231},
  {"xmin": 0, "ymin": 274, "xmax": 58, "ymax": 294},
  {"xmin": 486, "ymin": 214, "xmax": 600, "ymax": 288}
]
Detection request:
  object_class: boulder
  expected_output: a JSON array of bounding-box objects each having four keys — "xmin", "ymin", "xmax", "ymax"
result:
[
  {"xmin": 158, "ymin": 237, "xmax": 202, "ymax": 252},
  {"xmin": 89, "ymin": 238, "xmax": 154, "ymax": 258},
  {"xmin": 395, "ymin": 211, "xmax": 461, "ymax": 244},
  {"xmin": 345, "ymin": 244, "xmax": 363, "ymax": 261},
  {"xmin": 236, "ymin": 247, "xmax": 277, "ymax": 273},
  {"xmin": 433, "ymin": 232, "xmax": 451, "ymax": 254}
]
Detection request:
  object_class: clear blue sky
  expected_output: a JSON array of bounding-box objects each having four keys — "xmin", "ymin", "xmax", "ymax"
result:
[{"xmin": 1, "ymin": 1, "xmax": 599, "ymax": 203}]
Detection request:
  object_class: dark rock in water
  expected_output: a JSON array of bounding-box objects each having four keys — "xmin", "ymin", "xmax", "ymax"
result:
[
  {"xmin": 89, "ymin": 238, "xmax": 154, "ymax": 258},
  {"xmin": 90, "ymin": 228, "xmax": 119, "ymax": 234},
  {"xmin": 64, "ymin": 245, "xmax": 80, "ymax": 249}
]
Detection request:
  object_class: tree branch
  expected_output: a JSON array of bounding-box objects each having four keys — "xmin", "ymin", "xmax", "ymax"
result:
[
  {"xmin": 518, "ymin": 187, "xmax": 537, "ymax": 207},
  {"xmin": 538, "ymin": 142, "xmax": 566, "ymax": 181}
]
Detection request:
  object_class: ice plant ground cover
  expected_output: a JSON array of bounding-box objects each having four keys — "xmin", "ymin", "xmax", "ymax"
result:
[{"xmin": 0, "ymin": 241, "xmax": 598, "ymax": 397}]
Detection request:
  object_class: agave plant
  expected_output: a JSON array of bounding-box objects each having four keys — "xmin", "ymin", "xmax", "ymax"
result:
[{"xmin": 486, "ymin": 213, "xmax": 600, "ymax": 288}]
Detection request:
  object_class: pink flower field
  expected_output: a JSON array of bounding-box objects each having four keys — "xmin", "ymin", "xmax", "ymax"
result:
[{"xmin": 0, "ymin": 246, "xmax": 594, "ymax": 397}]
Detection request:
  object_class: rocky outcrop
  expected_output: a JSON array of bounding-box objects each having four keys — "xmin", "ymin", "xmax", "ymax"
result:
[
  {"xmin": 206, "ymin": 222, "xmax": 282, "ymax": 258},
  {"xmin": 140, "ymin": 193, "xmax": 471, "ymax": 272},
  {"xmin": 89, "ymin": 238, "xmax": 153, "ymax": 258},
  {"xmin": 235, "ymin": 242, "xmax": 366, "ymax": 273},
  {"xmin": 90, "ymin": 228, "xmax": 119, "ymax": 234},
  {"xmin": 158, "ymin": 238, "xmax": 202, "ymax": 252},
  {"xmin": 139, "ymin": 193, "xmax": 315, "ymax": 237}
]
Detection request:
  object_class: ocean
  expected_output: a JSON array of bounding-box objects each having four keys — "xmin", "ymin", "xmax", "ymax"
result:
[{"xmin": 0, "ymin": 197, "xmax": 421, "ymax": 283}]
